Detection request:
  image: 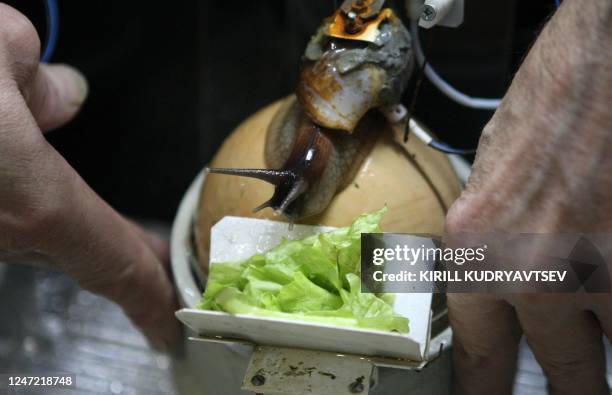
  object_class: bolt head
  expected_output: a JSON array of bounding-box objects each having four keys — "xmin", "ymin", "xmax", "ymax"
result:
[
  {"xmin": 422, "ymin": 5, "xmax": 436, "ymax": 22},
  {"xmin": 349, "ymin": 381, "xmax": 365, "ymax": 393},
  {"xmin": 251, "ymin": 374, "xmax": 266, "ymax": 387}
]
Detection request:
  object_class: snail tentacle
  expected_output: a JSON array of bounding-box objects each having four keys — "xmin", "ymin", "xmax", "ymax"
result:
[
  {"xmin": 206, "ymin": 168, "xmax": 293, "ymax": 185},
  {"xmin": 278, "ymin": 179, "xmax": 308, "ymax": 214}
]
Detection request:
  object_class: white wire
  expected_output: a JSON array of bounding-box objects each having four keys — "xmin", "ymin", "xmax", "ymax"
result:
[
  {"xmin": 410, "ymin": 23, "xmax": 502, "ymax": 110},
  {"xmin": 408, "ymin": 118, "xmax": 433, "ymax": 144}
]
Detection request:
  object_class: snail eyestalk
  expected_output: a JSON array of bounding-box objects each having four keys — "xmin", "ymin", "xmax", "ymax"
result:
[
  {"xmin": 206, "ymin": 166, "xmax": 307, "ymax": 219},
  {"xmin": 206, "ymin": 167, "xmax": 294, "ymax": 185}
]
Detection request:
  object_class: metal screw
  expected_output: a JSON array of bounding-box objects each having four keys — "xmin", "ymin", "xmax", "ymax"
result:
[
  {"xmin": 251, "ymin": 374, "xmax": 266, "ymax": 387},
  {"xmin": 349, "ymin": 380, "xmax": 365, "ymax": 393},
  {"xmin": 421, "ymin": 4, "xmax": 437, "ymax": 22}
]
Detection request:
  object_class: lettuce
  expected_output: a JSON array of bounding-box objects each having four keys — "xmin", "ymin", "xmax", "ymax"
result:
[{"xmin": 198, "ymin": 207, "xmax": 409, "ymax": 333}]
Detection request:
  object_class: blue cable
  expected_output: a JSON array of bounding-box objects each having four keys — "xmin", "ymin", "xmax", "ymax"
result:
[
  {"xmin": 41, "ymin": 0, "xmax": 59, "ymax": 62},
  {"xmin": 555, "ymin": 0, "xmax": 560, "ymax": 7},
  {"xmin": 428, "ymin": 140, "xmax": 476, "ymax": 155}
]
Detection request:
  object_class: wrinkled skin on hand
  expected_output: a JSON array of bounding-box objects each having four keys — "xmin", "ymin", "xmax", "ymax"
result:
[
  {"xmin": 0, "ymin": 4, "xmax": 180, "ymax": 350},
  {"xmin": 445, "ymin": 0, "xmax": 612, "ymax": 394}
]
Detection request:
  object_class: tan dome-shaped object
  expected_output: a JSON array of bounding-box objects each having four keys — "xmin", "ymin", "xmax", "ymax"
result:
[{"xmin": 195, "ymin": 97, "xmax": 462, "ymax": 272}]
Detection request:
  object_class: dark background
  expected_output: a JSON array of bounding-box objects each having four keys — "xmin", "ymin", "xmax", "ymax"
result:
[{"xmin": 8, "ymin": 0, "xmax": 556, "ymax": 223}]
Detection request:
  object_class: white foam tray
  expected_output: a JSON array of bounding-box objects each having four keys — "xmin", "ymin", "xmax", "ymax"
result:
[{"xmin": 175, "ymin": 215, "xmax": 432, "ymax": 361}]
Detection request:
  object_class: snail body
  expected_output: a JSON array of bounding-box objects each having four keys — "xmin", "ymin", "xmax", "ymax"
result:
[
  {"xmin": 196, "ymin": 99, "xmax": 462, "ymax": 271},
  {"xmin": 208, "ymin": 1, "xmax": 413, "ymax": 221},
  {"xmin": 211, "ymin": 97, "xmax": 385, "ymax": 219}
]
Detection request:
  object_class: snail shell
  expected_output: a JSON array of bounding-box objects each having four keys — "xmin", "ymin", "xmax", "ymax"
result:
[{"xmin": 297, "ymin": 12, "xmax": 413, "ymax": 132}]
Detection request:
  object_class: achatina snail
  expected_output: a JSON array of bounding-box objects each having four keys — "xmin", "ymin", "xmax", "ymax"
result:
[
  {"xmin": 207, "ymin": 0, "xmax": 413, "ymax": 222},
  {"xmin": 196, "ymin": 0, "xmax": 461, "ymax": 272}
]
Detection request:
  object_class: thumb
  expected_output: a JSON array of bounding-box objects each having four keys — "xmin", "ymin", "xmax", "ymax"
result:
[{"xmin": 26, "ymin": 63, "xmax": 88, "ymax": 132}]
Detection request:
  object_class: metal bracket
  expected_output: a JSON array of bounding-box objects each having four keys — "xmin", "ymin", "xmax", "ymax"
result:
[
  {"xmin": 188, "ymin": 336, "xmax": 435, "ymax": 394},
  {"xmin": 405, "ymin": 0, "xmax": 464, "ymax": 29},
  {"xmin": 186, "ymin": 307, "xmax": 438, "ymax": 394},
  {"xmin": 241, "ymin": 346, "xmax": 373, "ymax": 395},
  {"xmin": 420, "ymin": 0, "xmax": 464, "ymax": 28}
]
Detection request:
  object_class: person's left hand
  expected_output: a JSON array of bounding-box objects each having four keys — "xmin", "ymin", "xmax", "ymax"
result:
[{"xmin": 0, "ymin": 4, "xmax": 180, "ymax": 351}]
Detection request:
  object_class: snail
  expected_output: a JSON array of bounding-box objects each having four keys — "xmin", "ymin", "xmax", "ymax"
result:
[{"xmin": 207, "ymin": 0, "xmax": 414, "ymax": 221}]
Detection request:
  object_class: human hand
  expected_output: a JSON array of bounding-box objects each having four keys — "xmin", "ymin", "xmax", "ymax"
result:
[
  {"xmin": 0, "ymin": 4, "xmax": 180, "ymax": 350},
  {"xmin": 445, "ymin": 0, "xmax": 612, "ymax": 394}
]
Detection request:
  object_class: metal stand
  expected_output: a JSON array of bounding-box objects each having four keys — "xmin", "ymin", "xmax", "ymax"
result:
[{"xmin": 188, "ymin": 328, "xmax": 452, "ymax": 395}]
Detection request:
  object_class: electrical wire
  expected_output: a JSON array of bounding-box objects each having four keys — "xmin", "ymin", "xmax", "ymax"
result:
[
  {"xmin": 410, "ymin": 0, "xmax": 561, "ymax": 110},
  {"xmin": 407, "ymin": 0, "xmax": 562, "ymax": 152},
  {"xmin": 407, "ymin": 118, "xmax": 476, "ymax": 155},
  {"xmin": 410, "ymin": 22, "xmax": 502, "ymax": 110},
  {"xmin": 428, "ymin": 140, "xmax": 476, "ymax": 154},
  {"xmin": 41, "ymin": 0, "xmax": 59, "ymax": 63}
]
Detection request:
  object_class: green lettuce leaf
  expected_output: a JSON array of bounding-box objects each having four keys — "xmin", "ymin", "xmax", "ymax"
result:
[
  {"xmin": 278, "ymin": 272, "xmax": 342, "ymax": 312},
  {"xmin": 198, "ymin": 207, "xmax": 409, "ymax": 333}
]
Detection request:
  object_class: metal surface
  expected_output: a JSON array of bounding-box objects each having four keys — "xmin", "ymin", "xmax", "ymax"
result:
[
  {"xmin": 189, "ymin": 336, "xmax": 429, "ymax": 372},
  {"xmin": 241, "ymin": 346, "xmax": 373, "ymax": 395},
  {"xmin": 0, "ymin": 262, "xmax": 178, "ymax": 395}
]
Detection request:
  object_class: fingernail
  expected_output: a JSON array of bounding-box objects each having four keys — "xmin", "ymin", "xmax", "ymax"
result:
[
  {"xmin": 45, "ymin": 63, "xmax": 89, "ymax": 107},
  {"xmin": 63, "ymin": 65, "xmax": 89, "ymax": 106}
]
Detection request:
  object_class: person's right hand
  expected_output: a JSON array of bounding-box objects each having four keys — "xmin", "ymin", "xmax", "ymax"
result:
[
  {"xmin": 0, "ymin": 4, "xmax": 180, "ymax": 350},
  {"xmin": 445, "ymin": 0, "xmax": 612, "ymax": 393}
]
